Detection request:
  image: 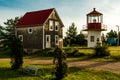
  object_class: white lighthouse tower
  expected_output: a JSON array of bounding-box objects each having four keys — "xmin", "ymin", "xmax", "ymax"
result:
[{"xmin": 83, "ymin": 8, "xmax": 106, "ymax": 47}]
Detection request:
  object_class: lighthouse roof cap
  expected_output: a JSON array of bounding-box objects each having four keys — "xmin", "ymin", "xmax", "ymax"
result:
[{"xmin": 87, "ymin": 8, "xmax": 103, "ymax": 16}]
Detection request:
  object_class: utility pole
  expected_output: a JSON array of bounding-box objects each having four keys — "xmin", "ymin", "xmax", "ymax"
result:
[{"xmin": 116, "ymin": 25, "xmax": 119, "ymax": 46}]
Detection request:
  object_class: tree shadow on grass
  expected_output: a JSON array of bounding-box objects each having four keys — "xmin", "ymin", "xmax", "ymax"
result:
[
  {"xmin": 0, "ymin": 66, "xmax": 53, "ymax": 80},
  {"xmin": 68, "ymin": 67, "xmax": 120, "ymax": 79},
  {"xmin": 0, "ymin": 67, "xmax": 31, "ymax": 79},
  {"xmin": 67, "ymin": 55, "xmax": 100, "ymax": 62},
  {"xmin": 67, "ymin": 55, "xmax": 119, "ymax": 63}
]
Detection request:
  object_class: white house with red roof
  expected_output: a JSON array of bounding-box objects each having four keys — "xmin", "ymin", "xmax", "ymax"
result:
[{"xmin": 16, "ymin": 8, "xmax": 64, "ymax": 53}]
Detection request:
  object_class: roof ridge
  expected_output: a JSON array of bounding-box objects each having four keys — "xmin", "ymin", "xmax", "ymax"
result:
[{"xmin": 26, "ymin": 8, "xmax": 55, "ymax": 13}]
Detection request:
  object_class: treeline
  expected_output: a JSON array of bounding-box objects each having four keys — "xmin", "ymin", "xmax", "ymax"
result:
[
  {"xmin": 63, "ymin": 23, "xmax": 87, "ymax": 46},
  {"xmin": 64, "ymin": 23, "xmax": 120, "ymax": 46}
]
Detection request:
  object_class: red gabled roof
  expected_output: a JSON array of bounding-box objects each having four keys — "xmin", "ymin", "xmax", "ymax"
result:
[
  {"xmin": 87, "ymin": 8, "xmax": 102, "ymax": 16},
  {"xmin": 16, "ymin": 8, "xmax": 54, "ymax": 27}
]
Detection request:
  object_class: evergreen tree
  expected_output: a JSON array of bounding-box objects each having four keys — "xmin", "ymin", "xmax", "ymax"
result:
[
  {"xmin": 66, "ymin": 23, "xmax": 77, "ymax": 45},
  {"xmin": 53, "ymin": 46, "xmax": 68, "ymax": 80},
  {"xmin": 4, "ymin": 17, "xmax": 21, "ymax": 36},
  {"xmin": 9, "ymin": 36, "xmax": 23, "ymax": 70},
  {"xmin": 0, "ymin": 17, "xmax": 23, "ymax": 70},
  {"xmin": 63, "ymin": 37, "xmax": 70, "ymax": 47},
  {"xmin": 94, "ymin": 43, "xmax": 110, "ymax": 57},
  {"xmin": 76, "ymin": 31, "xmax": 86, "ymax": 45}
]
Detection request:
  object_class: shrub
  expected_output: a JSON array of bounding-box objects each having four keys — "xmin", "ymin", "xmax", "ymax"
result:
[
  {"xmin": 10, "ymin": 36, "xmax": 23, "ymax": 70},
  {"xmin": 29, "ymin": 49, "xmax": 54, "ymax": 57},
  {"xmin": 72, "ymin": 49, "xmax": 84, "ymax": 57},
  {"xmin": 65, "ymin": 48, "xmax": 84, "ymax": 57},
  {"xmin": 94, "ymin": 43, "xmax": 110, "ymax": 57},
  {"xmin": 53, "ymin": 47, "xmax": 68, "ymax": 80}
]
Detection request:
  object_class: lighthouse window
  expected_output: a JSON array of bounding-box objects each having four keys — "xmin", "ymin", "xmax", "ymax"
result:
[{"xmin": 90, "ymin": 36, "xmax": 94, "ymax": 42}]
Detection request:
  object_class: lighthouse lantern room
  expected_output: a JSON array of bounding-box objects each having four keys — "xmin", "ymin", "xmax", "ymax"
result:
[{"xmin": 84, "ymin": 8, "xmax": 106, "ymax": 47}]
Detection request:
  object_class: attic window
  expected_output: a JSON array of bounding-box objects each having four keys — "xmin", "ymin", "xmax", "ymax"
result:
[
  {"xmin": 28, "ymin": 28, "xmax": 33, "ymax": 34},
  {"xmin": 49, "ymin": 20, "xmax": 54, "ymax": 31},
  {"xmin": 55, "ymin": 21, "xmax": 59, "ymax": 31}
]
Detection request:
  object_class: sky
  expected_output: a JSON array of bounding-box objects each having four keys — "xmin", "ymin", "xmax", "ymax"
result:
[{"xmin": 0, "ymin": 0, "xmax": 120, "ymax": 36}]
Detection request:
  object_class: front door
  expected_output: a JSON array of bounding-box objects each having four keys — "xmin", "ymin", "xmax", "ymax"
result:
[{"xmin": 46, "ymin": 35, "xmax": 51, "ymax": 48}]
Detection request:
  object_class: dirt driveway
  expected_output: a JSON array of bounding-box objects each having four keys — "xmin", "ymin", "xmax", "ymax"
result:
[
  {"xmin": 23, "ymin": 58, "xmax": 120, "ymax": 73},
  {"xmin": 1, "ymin": 58, "xmax": 120, "ymax": 73}
]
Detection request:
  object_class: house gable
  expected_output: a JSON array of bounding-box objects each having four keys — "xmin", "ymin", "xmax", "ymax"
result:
[
  {"xmin": 44, "ymin": 9, "xmax": 64, "ymax": 32},
  {"xmin": 43, "ymin": 9, "xmax": 64, "ymax": 48},
  {"xmin": 45, "ymin": 9, "xmax": 64, "ymax": 27}
]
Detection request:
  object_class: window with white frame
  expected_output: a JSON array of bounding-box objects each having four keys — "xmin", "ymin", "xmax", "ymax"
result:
[
  {"xmin": 55, "ymin": 21, "xmax": 59, "ymax": 31},
  {"xmin": 49, "ymin": 20, "xmax": 54, "ymax": 31},
  {"xmin": 28, "ymin": 28, "xmax": 33, "ymax": 34},
  {"xmin": 55, "ymin": 35, "xmax": 59, "ymax": 45},
  {"xmin": 18, "ymin": 35, "xmax": 23, "ymax": 42},
  {"xmin": 90, "ymin": 36, "xmax": 94, "ymax": 42}
]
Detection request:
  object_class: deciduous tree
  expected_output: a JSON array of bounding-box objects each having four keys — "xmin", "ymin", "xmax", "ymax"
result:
[{"xmin": 106, "ymin": 30, "xmax": 117, "ymax": 38}]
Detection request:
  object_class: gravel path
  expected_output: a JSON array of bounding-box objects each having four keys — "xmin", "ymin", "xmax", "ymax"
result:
[
  {"xmin": 1, "ymin": 58, "xmax": 120, "ymax": 72},
  {"xmin": 68, "ymin": 60, "xmax": 120, "ymax": 72}
]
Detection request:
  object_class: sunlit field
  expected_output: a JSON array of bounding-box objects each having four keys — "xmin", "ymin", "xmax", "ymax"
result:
[
  {"xmin": 0, "ymin": 46, "xmax": 120, "ymax": 80},
  {"xmin": 0, "ymin": 60, "xmax": 120, "ymax": 80}
]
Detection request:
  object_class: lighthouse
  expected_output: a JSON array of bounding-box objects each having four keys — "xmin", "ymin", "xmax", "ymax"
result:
[{"xmin": 83, "ymin": 8, "xmax": 106, "ymax": 47}]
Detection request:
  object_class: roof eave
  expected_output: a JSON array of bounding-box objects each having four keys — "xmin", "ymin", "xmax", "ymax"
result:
[{"xmin": 16, "ymin": 24, "xmax": 43, "ymax": 28}]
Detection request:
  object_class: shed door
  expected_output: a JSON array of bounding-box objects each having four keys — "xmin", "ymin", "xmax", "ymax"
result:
[{"xmin": 46, "ymin": 35, "xmax": 51, "ymax": 48}]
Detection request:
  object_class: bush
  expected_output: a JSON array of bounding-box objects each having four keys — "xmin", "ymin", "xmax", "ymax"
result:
[
  {"xmin": 10, "ymin": 36, "xmax": 23, "ymax": 70},
  {"xmin": 28, "ymin": 49, "xmax": 54, "ymax": 57},
  {"xmin": 72, "ymin": 49, "xmax": 84, "ymax": 57},
  {"xmin": 94, "ymin": 43, "xmax": 110, "ymax": 57},
  {"xmin": 65, "ymin": 48, "xmax": 84, "ymax": 57},
  {"xmin": 53, "ymin": 47, "xmax": 68, "ymax": 80}
]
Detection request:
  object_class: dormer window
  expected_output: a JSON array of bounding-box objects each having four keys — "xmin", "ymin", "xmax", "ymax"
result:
[
  {"xmin": 49, "ymin": 20, "xmax": 54, "ymax": 31},
  {"xmin": 55, "ymin": 21, "xmax": 59, "ymax": 31},
  {"xmin": 28, "ymin": 28, "xmax": 33, "ymax": 34}
]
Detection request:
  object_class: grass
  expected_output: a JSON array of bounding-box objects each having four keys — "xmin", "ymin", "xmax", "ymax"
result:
[
  {"xmin": 0, "ymin": 47, "xmax": 11, "ymax": 58},
  {"xmin": 0, "ymin": 60, "xmax": 120, "ymax": 80},
  {"xmin": 65, "ymin": 67, "xmax": 120, "ymax": 80},
  {"xmin": 109, "ymin": 46, "xmax": 120, "ymax": 56},
  {"xmin": 0, "ymin": 46, "xmax": 120, "ymax": 79},
  {"xmin": 0, "ymin": 60, "xmax": 54, "ymax": 80}
]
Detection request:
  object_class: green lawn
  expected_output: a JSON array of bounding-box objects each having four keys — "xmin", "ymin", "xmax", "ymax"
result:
[
  {"xmin": 1, "ymin": 46, "xmax": 120, "ymax": 80},
  {"xmin": 0, "ymin": 60, "xmax": 120, "ymax": 80}
]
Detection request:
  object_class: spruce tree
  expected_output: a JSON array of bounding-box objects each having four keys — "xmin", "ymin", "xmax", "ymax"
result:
[{"xmin": 53, "ymin": 46, "xmax": 68, "ymax": 80}]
